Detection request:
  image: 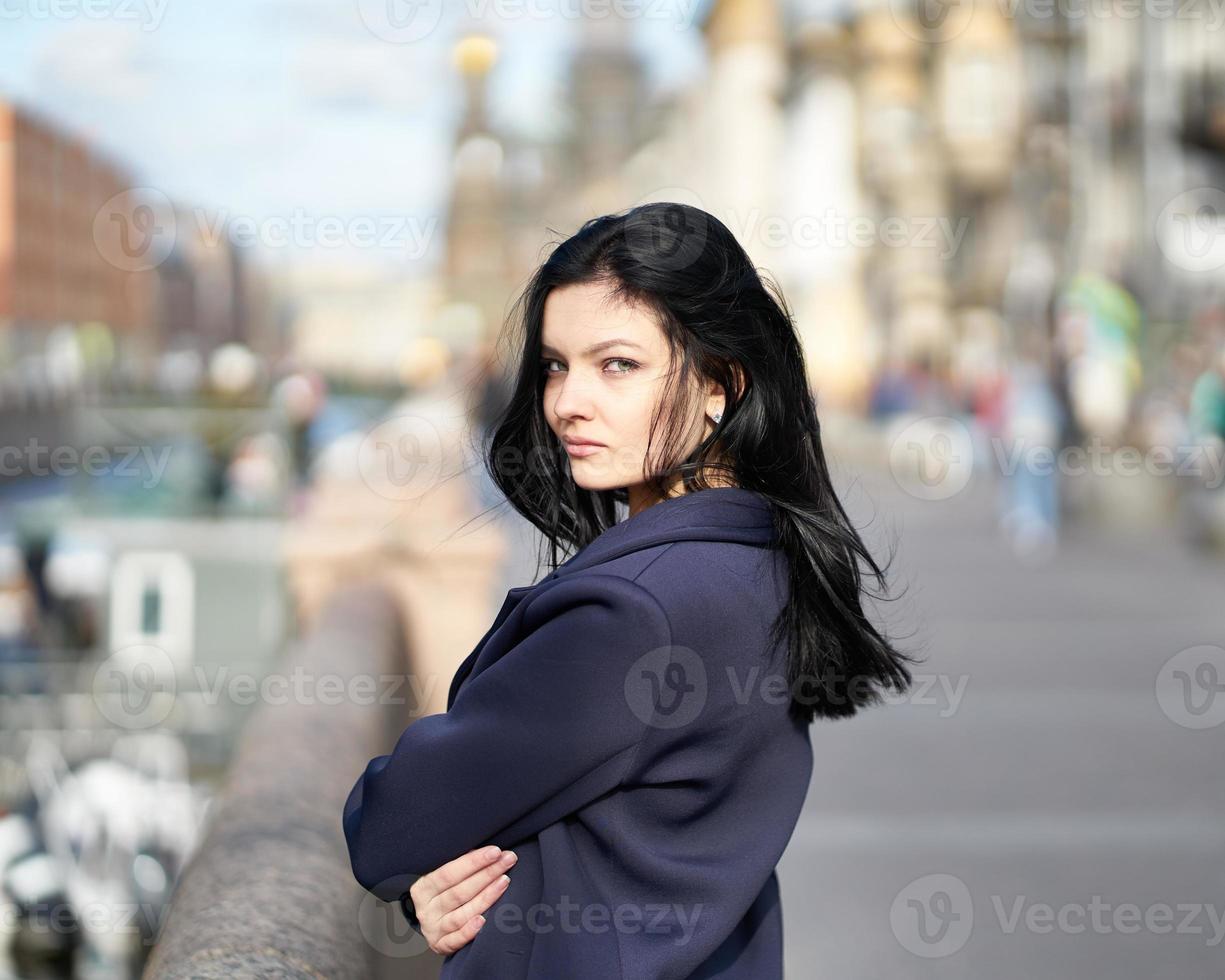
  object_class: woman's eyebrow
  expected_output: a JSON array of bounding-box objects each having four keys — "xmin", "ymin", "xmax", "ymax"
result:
[{"xmin": 540, "ymin": 338, "xmax": 644, "ymax": 357}]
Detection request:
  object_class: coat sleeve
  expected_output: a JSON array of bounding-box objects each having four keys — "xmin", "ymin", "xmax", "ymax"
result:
[{"xmin": 342, "ymin": 573, "xmax": 673, "ymax": 903}]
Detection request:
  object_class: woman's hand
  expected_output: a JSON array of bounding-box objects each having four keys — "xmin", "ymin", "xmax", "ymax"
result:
[{"xmin": 408, "ymin": 845, "xmax": 518, "ymax": 956}]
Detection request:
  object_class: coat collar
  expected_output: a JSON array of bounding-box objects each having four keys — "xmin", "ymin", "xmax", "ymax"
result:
[
  {"xmin": 553, "ymin": 486, "xmax": 776, "ymax": 578},
  {"xmin": 446, "ymin": 488, "xmax": 776, "ymax": 708}
]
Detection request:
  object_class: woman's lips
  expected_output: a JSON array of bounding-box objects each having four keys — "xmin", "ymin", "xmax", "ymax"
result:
[{"xmin": 564, "ymin": 442, "xmax": 604, "ymax": 457}]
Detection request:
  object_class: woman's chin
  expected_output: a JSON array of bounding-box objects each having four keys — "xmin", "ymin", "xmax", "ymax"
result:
[{"xmin": 568, "ymin": 462, "xmax": 624, "ymax": 492}]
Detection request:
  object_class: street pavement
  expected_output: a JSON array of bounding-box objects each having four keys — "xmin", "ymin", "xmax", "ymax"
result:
[{"xmin": 779, "ymin": 458, "xmax": 1225, "ymax": 979}]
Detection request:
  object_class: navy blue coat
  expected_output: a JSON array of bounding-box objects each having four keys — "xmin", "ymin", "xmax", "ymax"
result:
[{"xmin": 343, "ymin": 486, "xmax": 814, "ymax": 978}]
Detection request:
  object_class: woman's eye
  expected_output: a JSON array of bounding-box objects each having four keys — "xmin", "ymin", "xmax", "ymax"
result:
[{"xmin": 540, "ymin": 358, "xmax": 638, "ymax": 376}]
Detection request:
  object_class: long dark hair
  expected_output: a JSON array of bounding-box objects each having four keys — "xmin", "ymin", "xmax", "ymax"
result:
[{"xmin": 477, "ymin": 202, "xmax": 919, "ymax": 725}]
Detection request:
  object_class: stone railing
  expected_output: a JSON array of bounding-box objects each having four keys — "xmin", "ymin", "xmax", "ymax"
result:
[{"xmin": 141, "ymin": 582, "xmax": 442, "ymax": 979}]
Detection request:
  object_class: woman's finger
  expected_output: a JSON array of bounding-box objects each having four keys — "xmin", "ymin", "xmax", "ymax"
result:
[
  {"xmin": 431, "ymin": 873, "xmax": 513, "ymax": 954},
  {"xmin": 410, "ymin": 845, "xmax": 504, "ymax": 912},
  {"xmin": 435, "ymin": 848, "xmax": 518, "ymax": 914},
  {"xmin": 431, "ymin": 909, "xmax": 488, "ymax": 956}
]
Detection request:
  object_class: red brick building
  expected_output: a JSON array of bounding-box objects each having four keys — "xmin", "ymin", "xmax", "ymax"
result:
[{"xmin": 0, "ymin": 100, "xmax": 156, "ymax": 358}]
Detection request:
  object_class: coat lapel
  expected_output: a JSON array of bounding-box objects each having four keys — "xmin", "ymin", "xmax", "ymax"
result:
[
  {"xmin": 446, "ymin": 584, "xmax": 536, "ymax": 709},
  {"xmin": 445, "ymin": 489, "xmax": 776, "ymax": 708}
]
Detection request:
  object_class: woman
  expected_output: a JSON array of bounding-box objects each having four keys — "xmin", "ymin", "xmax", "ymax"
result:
[{"xmin": 342, "ymin": 203, "xmax": 917, "ymax": 978}]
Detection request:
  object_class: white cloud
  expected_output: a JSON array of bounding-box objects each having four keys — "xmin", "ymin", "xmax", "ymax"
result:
[
  {"xmin": 292, "ymin": 37, "xmax": 443, "ymax": 114},
  {"xmin": 33, "ymin": 22, "xmax": 157, "ymax": 102}
]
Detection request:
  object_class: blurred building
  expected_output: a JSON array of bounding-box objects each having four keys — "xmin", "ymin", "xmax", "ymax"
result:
[
  {"xmin": 283, "ymin": 263, "xmax": 444, "ymax": 384},
  {"xmin": 430, "ymin": 0, "xmax": 1225, "ymax": 422},
  {"xmin": 0, "ymin": 100, "xmax": 156, "ymax": 378},
  {"xmin": 155, "ymin": 204, "xmax": 282, "ymax": 363},
  {"xmin": 0, "ymin": 100, "xmax": 284, "ymax": 406},
  {"xmin": 444, "ymin": 34, "xmax": 513, "ymax": 348}
]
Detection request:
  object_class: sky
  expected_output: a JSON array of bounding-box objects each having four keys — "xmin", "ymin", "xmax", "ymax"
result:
[{"xmin": 0, "ymin": 0, "xmax": 706, "ymax": 274}]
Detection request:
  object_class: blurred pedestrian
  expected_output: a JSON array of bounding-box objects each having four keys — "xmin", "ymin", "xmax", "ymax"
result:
[
  {"xmin": 1189, "ymin": 347, "xmax": 1225, "ymax": 445},
  {"xmin": 999, "ymin": 339, "xmax": 1065, "ymax": 564}
]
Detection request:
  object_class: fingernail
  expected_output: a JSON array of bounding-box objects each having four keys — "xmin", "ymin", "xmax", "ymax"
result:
[
  {"xmin": 475, "ymin": 915, "xmax": 486, "ymax": 929},
  {"xmin": 500, "ymin": 850, "xmax": 517, "ymax": 866},
  {"xmin": 498, "ymin": 874, "xmax": 509, "ymax": 886},
  {"xmin": 483, "ymin": 846, "xmax": 501, "ymax": 860}
]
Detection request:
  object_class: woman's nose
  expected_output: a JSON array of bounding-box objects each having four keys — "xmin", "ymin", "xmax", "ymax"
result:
[{"xmin": 552, "ymin": 374, "xmax": 596, "ymax": 419}]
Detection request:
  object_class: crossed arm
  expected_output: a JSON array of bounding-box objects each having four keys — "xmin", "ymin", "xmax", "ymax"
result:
[{"xmin": 341, "ymin": 574, "xmax": 673, "ymax": 906}]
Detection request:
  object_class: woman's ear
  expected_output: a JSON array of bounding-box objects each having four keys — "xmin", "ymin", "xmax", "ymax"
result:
[{"xmin": 707, "ymin": 361, "xmax": 746, "ymax": 417}]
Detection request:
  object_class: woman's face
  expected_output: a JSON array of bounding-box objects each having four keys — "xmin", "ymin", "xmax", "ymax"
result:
[{"xmin": 540, "ymin": 280, "xmax": 723, "ymax": 508}]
